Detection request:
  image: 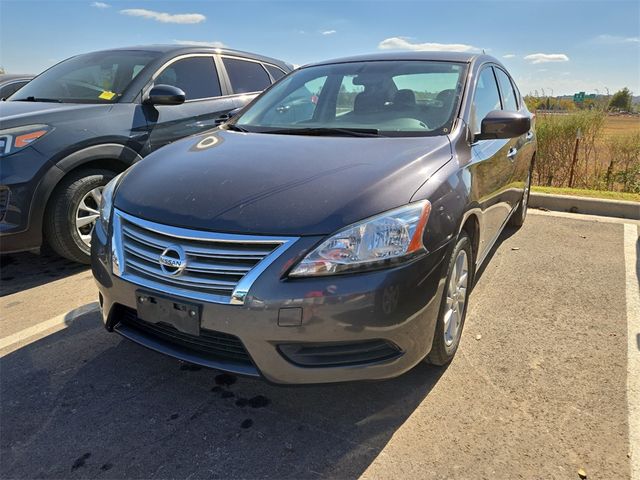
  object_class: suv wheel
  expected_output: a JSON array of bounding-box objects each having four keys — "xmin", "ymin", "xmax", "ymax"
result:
[
  {"xmin": 44, "ymin": 169, "xmax": 116, "ymax": 264},
  {"xmin": 426, "ymin": 232, "xmax": 473, "ymax": 366}
]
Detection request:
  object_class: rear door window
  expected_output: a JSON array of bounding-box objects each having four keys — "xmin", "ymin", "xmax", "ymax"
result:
[
  {"xmin": 222, "ymin": 57, "xmax": 272, "ymax": 93},
  {"xmin": 155, "ymin": 56, "xmax": 221, "ymax": 101}
]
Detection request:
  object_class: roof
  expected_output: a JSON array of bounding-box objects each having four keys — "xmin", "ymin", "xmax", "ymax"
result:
[
  {"xmin": 0, "ymin": 73, "xmax": 33, "ymax": 82},
  {"xmin": 305, "ymin": 51, "xmax": 496, "ymax": 67},
  {"xmin": 86, "ymin": 44, "xmax": 292, "ymax": 70}
]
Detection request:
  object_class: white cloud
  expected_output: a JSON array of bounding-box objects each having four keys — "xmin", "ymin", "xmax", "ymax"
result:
[
  {"xmin": 378, "ymin": 37, "xmax": 482, "ymax": 52},
  {"xmin": 594, "ymin": 34, "xmax": 639, "ymax": 44},
  {"xmin": 321, "ymin": 30, "xmax": 337, "ymax": 35},
  {"xmin": 174, "ymin": 40, "xmax": 225, "ymax": 48},
  {"xmin": 120, "ymin": 8, "xmax": 206, "ymax": 24},
  {"xmin": 91, "ymin": 1, "xmax": 110, "ymax": 7},
  {"xmin": 523, "ymin": 53, "xmax": 569, "ymax": 64},
  {"xmin": 502, "ymin": 54, "xmax": 516, "ymax": 58}
]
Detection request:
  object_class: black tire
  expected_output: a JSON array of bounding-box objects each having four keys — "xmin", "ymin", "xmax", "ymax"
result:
[
  {"xmin": 426, "ymin": 232, "xmax": 473, "ymax": 366},
  {"xmin": 44, "ymin": 169, "xmax": 116, "ymax": 264},
  {"xmin": 508, "ymin": 169, "xmax": 532, "ymax": 228}
]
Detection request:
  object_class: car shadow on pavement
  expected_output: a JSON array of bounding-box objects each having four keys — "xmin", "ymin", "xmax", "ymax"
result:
[
  {"xmin": 473, "ymin": 225, "xmax": 520, "ymax": 286},
  {"xmin": 1, "ymin": 307, "xmax": 447, "ymax": 479},
  {"xmin": 0, "ymin": 250, "xmax": 87, "ymax": 296}
]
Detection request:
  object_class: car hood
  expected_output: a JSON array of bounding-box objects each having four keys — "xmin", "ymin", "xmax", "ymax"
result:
[
  {"xmin": 114, "ymin": 129, "xmax": 452, "ymax": 236},
  {"xmin": 0, "ymin": 101, "xmax": 112, "ymax": 129}
]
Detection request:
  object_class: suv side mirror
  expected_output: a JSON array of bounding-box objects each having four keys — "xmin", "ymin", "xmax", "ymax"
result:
[
  {"xmin": 143, "ymin": 84, "xmax": 186, "ymax": 106},
  {"xmin": 475, "ymin": 110, "xmax": 530, "ymax": 141}
]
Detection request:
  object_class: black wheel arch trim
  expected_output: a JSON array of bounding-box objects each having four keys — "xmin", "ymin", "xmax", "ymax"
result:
[
  {"xmin": 55, "ymin": 143, "xmax": 143, "ymax": 173},
  {"xmin": 29, "ymin": 143, "xmax": 143, "ymax": 248}
]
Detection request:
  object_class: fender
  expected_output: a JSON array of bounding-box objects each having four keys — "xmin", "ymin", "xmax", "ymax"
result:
[
  {"xmin": 28, "ymin": 143, "xmax": 144, "ymax": 248},
  {"xmin": 55, "ymin": 143, "xmax": 143, "ymax": 173}
]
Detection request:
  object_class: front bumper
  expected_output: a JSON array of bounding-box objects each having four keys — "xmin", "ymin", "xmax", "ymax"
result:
[
  {"xmin": 0, "ymin": 147, "xmax": 57, "ymax": 253},
  {"xmin": 92, "ymin": 221, "xmax": 450, "ymax": 384}
]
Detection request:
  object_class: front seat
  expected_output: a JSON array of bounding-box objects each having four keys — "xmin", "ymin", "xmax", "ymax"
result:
[
  {"xmin": 393, "ymin": 89, "xmax": 416, "ymax": 109},
  {"xmin": 353, "ymin": 91, "xmax": 382, "ymax": 114}
]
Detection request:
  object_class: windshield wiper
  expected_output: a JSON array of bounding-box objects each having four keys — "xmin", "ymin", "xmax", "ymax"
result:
[
  {"xmin": 263, "ymin": 127, "xmax": 382, "ymax": 137},
  {"xmin": 224, "ymin": 123, "xmax": 249, "ymax": 133},
  {"xmin": 15, "ymin": 96, "xmax": 63, "ymax": 103}
]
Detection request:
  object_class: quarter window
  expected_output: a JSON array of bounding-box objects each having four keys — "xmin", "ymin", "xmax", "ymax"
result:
[
  {"xmin": 495, "ymin": 68, "xmax": 518, "ymax": 112},
  {"xmin": 223, "ymin": 57, "xmax": 272, "ymax": 93},
  {"xmin": 471, "ymin": 67, "xmax": 502, "ymax": 134},
  {"xmin": 264, "ymin": 64, "xmax": 286, "ymax": 82},
  {"xmin": 155, "ymin": 57, "xmax": 221, "ymax": 101}
]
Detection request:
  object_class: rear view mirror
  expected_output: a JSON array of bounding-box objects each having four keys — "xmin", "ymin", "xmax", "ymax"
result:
[
  {"xmin": 475, "ymin": 110, "xmax": 530, "ymax": 141},
  {"xmin": 144, "ymin": 84, "xmax": 186, "ymax": 106}
]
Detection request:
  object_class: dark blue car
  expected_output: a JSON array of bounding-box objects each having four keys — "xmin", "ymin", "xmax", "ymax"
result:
[
  {"xmin": 92, "ymin": 52, "xmax": 536, "ymax": 383},
  {"xmin": 0, "ymin": 45, "xmax": 291, "ymax": 263}
]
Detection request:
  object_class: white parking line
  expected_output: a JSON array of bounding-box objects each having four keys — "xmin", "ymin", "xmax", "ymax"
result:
[
  {"xmin": 625, "ymin": 223, "xmax": 640, "ymax": 480},
  {"xmin": 0, "ymin": 302, "xmax": 99, "ymax": 355}
]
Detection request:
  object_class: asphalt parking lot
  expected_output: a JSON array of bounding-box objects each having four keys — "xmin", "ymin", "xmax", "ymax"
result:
[{"xmin": 1, "ymin": 210, "xmax": 638, "ymax": 479}]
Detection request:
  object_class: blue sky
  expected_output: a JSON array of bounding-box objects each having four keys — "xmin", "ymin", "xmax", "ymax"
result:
[{"xmin": 1, "ymin": 0, "xmax": 638, "ymax": 96}]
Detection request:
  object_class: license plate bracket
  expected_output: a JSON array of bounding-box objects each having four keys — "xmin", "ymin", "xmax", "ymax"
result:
[{"xmin": 136, "ymin": 291, "xmax": 201, "ymax": 336}]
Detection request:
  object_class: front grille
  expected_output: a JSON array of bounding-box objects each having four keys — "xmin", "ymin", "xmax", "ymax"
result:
[
  {"xmin": 118, "ymin": 306, "xmax": 253, "ymax": 365},
  {"xmin": 0, "ymin": 187, "xmax": 9, "ymax": 222},
  {"xmin": 113, "ymin": 210, "xmax": 296, "ymax": 304},
  {"xmin": 278, "ymin": 340, "xmax": 402, "ymax": 367}
]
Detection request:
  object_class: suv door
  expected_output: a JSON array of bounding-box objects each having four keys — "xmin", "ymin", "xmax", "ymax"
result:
[
  {"xmin": 469, "ymin": 66, "xmax": 512, "ymax": 258},
  {"xmin": 142, "ymin": 55, "xmax": 236, "ymax": 154}
]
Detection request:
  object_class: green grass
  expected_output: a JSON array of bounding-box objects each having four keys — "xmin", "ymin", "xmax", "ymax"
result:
[{"xmin": 532, "ymin": 186, "xmax": 640, "ymax": 202}]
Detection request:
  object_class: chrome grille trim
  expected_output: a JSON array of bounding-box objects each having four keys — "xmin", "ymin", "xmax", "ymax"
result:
[{"xmin": 112, "ymin": 209, "xmax": 298, "ymax": 305}]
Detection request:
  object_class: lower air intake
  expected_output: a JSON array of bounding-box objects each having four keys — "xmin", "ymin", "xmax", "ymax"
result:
[{"xmin": 278, "ymin": 339, "xmax": 402, "ymax": 368}]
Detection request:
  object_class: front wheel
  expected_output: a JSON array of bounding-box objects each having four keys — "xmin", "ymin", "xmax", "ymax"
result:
[
  {"xmin": 426, "ymin": 232, "xmax": 473, "ymax": 366},
  {"xmin": 44, "ymin": 169, "xmax": 116, "ymax": 264}
]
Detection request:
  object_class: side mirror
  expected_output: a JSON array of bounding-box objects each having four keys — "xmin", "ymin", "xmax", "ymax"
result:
[
  {"xmin": 143, "ymin": 84, "xmax": 186, "ymax": 106},
  {"xmin": 475, "ymin": 110, "xmax": 531, "ymax": 141}
]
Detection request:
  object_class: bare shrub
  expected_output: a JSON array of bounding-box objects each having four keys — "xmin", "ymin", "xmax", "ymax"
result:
[
  {"xmin": 534, "ymin": 111, "xmax": 606, "ymax": 189},
  {"xmin": 605, "ymin": 133, "xmax": 640, "ymax": 193}
]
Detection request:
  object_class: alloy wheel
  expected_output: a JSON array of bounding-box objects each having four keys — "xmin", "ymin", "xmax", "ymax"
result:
[
  {"xmin": 75, "ymin": 186, "xmax": 103, "ymax": 247},
  {"xmin": 521, "ymin": 172, "xmax": 531, "ymax": 219},
  {"xmin": 444, "ymin": 249, "xmax": 469, "ymax": 347}
]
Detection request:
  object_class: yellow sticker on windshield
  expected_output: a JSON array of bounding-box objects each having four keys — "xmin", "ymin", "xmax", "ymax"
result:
[{"xmin": 99, "ymin": 91, "xmax": 116, "ymax": 100}]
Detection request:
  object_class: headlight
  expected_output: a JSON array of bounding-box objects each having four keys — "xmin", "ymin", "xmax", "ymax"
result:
[
  {"xmin": 289, "ymin": 200, "xmax": 431, "ymax": 277},
  {"xmin": 99, "ymin": 173, "xmax": 122, "ymax": 231},
  {"xmin": 0, "ymin": 124, "xmax": 52, "ymax": 157}
]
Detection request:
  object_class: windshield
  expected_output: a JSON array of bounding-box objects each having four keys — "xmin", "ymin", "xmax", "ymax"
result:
[
  {"xmin": 231, "ymin": 60, "xmax": 467, "ymax": 137},
  {"xmin": 9, "ymin": 50, "xmax": 160, "ymax": 104}
]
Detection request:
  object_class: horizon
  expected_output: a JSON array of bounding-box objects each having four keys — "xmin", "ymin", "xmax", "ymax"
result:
[{"xmin": 1, "ymin": 0, "xmax": 639, "ymax": 97}]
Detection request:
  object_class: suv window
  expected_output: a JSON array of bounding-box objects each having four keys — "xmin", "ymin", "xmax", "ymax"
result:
[
  {"xmin": 222, "ymin": 57, "xmax": 271, "ymax": 93},
  {"xmin": 1, "ymin": 80, "xmax": 28, "ymax": 99},
  {"xmin": 155, "ymin": 56, "xmax": 221, "ymax": 101},
  {"xmin": 264, "ymin": 64, "xmax": 286, "ymax": 82},
  {"xmin": 259, "ymin": 76, "xmax": 327, "ymax": 125},
  {"xmin": 495, "ymin": 68, "xmax": 518, "ymax": 111},
  {"xmin": 10, "ymin": 50, "xmax": 160, "ymax": 103},
  {"xmin": 471, "ymin": 67, "xmax": 502, "ymax": 134}
]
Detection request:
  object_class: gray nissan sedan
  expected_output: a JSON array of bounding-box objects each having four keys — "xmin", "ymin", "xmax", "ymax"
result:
[{"xmin": 92, "ymin": 52, "xmax": 536, "ymax": 384}]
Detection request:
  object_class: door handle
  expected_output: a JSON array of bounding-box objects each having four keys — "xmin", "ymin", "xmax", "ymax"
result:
[
  {"xmin": 507, "ymin": 147, "xmax": 518, "ymax": 161},
  {"xmin": 525, "ymin": 131, "xmax": 534, "ymax": 141}
]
